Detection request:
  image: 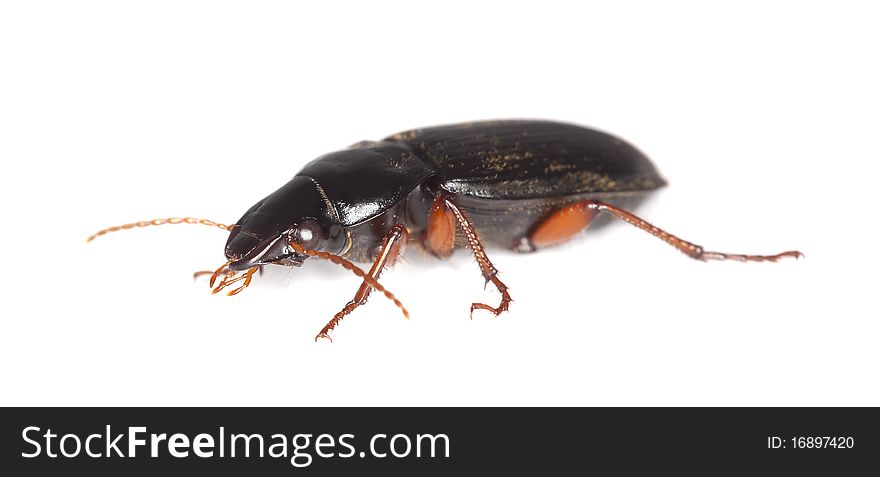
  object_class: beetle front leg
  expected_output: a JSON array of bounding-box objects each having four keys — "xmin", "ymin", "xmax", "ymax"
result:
[
  {"xmin": 425, "ymin": 193, "xmax": 513, "ymax": 318},
  {"xmin": 315, "ymin": 224, "xmax": 408, "ymax": 342},
  {"xmin": 527, "ymin": 200, "xmax": 803, "ymax": 262}
]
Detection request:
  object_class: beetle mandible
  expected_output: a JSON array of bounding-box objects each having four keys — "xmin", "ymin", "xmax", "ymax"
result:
[{"xmin": 89, "ymin": 120, "xmax": 802, "ymax": 341}]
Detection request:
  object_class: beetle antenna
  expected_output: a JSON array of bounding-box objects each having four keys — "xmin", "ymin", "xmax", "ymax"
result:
[
  {"xmin": 290, "ymin": 243, "xmax": 410, "ymax": 320},
  {"xmin": 86, "ymin": 217, "xmax": 232, "ymax": 242}
]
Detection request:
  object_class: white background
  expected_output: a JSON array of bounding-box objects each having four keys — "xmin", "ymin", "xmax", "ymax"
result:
[{"xmin": 1, "ymin": 1, "xmax": 877, "ymax": 406}]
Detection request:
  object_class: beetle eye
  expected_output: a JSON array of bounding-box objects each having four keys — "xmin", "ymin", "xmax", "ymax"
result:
[{"xmin": 292, "ymin": 219, "xmax": 323, "ymax": 250}]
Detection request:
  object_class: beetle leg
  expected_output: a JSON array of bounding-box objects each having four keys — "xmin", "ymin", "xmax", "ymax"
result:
[
  {"xmin": 422, "ymin": 195, "xmax": 457, "ymax": 258},
  {"xmin": 315, "ymin": 224, "xmax": 409, "ymax": 342},
  {"xmin": 529, "ymin": 200, "xmax": 803, "ymax": 262},
  {"xmin": 434, "ymin": 194, "xmax": 513, "ymax": 319}
]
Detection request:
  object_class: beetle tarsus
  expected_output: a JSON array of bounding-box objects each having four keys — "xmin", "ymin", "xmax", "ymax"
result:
[
  {"xmin": 470, "ymin": 274, "xmax": 512, "ymax": 319},
  {"xmin": 315, "ymin": 305, "xmax": 355, "ymax": 342},
  {"xmin": 470, "ymin": 302, "xmax": 507, "ymax": 318},
  {"xmin": 700, "ymin": 250, "xmax": 804, "ymax": 262},
  {"xmin": 578, "ymin": 200, "xmax": 804, "ymax": 264},
  {"xmin": 439, "ymin": 195, "xmax": 515, "ymax": 320},
  {"xmin": 315, "ymin": 333, "xmax": 333, "ymax": 343}
]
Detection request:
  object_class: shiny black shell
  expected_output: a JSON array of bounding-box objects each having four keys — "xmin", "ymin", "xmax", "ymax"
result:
[
  {"xmin": 227, "ymin": 120, "xmax": 666, "ymax": 264},
  {"xmin": 387, "ymin": 120, "xmax": 665, "ymax": 199},
  {"xmin": 298, "ymin": 141, "xmax": 434, "ymax": 226}
]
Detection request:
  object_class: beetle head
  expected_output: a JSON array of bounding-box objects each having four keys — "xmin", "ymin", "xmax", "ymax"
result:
[{"xmin": 224, "ymin": 176, "xmax": 343, "ymax": 271}]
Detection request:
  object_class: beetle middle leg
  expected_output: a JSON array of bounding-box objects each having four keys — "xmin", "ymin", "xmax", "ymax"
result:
[
  {"xmin": 425, "ymin": 193, "xmax": 513, "ymax": 318},
  {"xmin": 315, "ymin": 224, "xmax": 409, "ymax": 342},
  {"xmin": 528, "ymin": 200, "xmax": 803, "ymax": 262}
]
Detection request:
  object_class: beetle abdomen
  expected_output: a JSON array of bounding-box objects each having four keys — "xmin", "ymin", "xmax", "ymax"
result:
[{"xmin": 387, "ymin": 120, "xmax": 666, "ymax": 199}]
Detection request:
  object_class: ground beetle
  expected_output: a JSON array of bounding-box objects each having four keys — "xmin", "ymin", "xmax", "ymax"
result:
[{"xmin": 89, "ymin": 120, "xmax": 802, "ymax": 341}]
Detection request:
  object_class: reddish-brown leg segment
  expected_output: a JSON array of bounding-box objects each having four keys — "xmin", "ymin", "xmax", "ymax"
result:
[
  {"xmin": 423, "ymin": 196, "xmax": 457, "ymax": 258},
  {"xmin": 530, "ymin": 201, "xmax": 597, "ymax": 249},
  {"xmin": 530, "ymin": 200, "xmax": 803, "ymax": 262},
  {"xmin": 426, "ymin": 194, "xmax": 513, "ymax": 318},
  {"xmin": 315, "ymin": 224, "xmax": 409, "ymax": 341}
]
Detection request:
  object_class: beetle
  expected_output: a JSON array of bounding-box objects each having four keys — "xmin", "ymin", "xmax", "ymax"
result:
[{"xmin": 89, "ymin": 120, "xmax": 802, "ymax": 341}]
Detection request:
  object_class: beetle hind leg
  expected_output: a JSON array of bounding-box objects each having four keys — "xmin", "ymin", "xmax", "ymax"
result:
[{"xmin": 527, "ymin": 200, "xmax": 803, "ymax": 262}]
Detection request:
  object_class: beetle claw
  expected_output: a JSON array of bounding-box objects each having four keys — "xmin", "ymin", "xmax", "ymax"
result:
[
  {"xmin": 315, "ymin": 332, "xmax": 333, "ymax": 343},
  {"xmin": 783, "ymin": 251, "xmax": 805, "ymax": 261},
  {"xmin": 701, "ymin": 249, "xmax": 805, "ymax": 263},
  {"xmin": 469, "ymin": 301, "xmax": 510, "ymax": 319}
]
